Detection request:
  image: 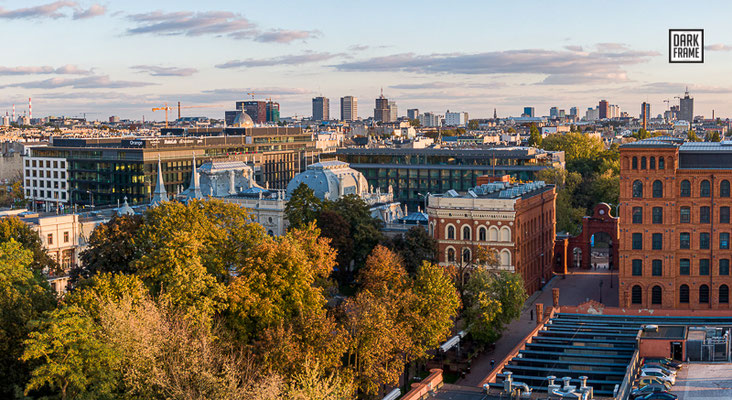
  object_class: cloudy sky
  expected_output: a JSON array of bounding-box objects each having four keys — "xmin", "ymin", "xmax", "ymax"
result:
[{"xmin": 2, "ymin": 0, "xmax": 732, "ymax": 121}]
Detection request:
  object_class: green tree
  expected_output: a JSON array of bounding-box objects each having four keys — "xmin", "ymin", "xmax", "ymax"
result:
[
  {"xmin": 0, "ymin": 217, "xmax": 56, "ymax": 271},
  {"xmin": 285, "ymin": 183, "xmax": 323, "ymax": 229},
  {"xmin": 464, "ymin": 269, "xmax": 526, "ymax": 346},
  {"xmin": 383, "ymin": 226, "xmax": 438, "ymax": 275},
  {"xmin": 528, "ymin": 123, "xmax": 542, "ymax": 147},
  {"xmin": 467, "ymin": 120, "xmax": 479, "ymax": 130},
  {"xmin": 0, "ymin": 240, "xmax": 56, "ymax": 398},
  {"xmin": 316, "ymin": 210, "xmax": 354, "ymax": 281},
  {"xmin": 542, "ymin": 131, "xmax": 605, "ymax": 164},
  {"xmin": 687, "ymin": 129, "xmax": 701, "ymax": 142},
  {"xmin": 326, "ymin": 195, "xmax": 384, "ymax": 274},
  {"xmin": 285, "ymin": 360, "xmax": 353, "ymax": 400},
  {"xmin": 72, "ymin": 214, "xmax": 143, "ymax": 285},
  {"xmin": 708, "ymin": 131, "xmax": 721, "ymax": 142},
  {"xmin": 409, "ymin": 119, "xmax": 420, "ymax": 127}
]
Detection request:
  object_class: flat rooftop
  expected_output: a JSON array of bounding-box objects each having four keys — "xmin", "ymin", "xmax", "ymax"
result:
[{"xmin": 674, "ymin": 363, "xmax": 732, "ymax": 400}]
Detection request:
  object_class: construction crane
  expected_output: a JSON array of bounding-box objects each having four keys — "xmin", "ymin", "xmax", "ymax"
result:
[
  {"xmin": 151, "ymin": 103, "xmax": 223, "ymax": 128},
  {"xmin": 246, "ymin": 92, "xmax": 256, "ymax": 99}
]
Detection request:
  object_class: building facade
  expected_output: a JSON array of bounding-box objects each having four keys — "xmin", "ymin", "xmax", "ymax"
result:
[
  {"xmin": 599, "ymin": 100, "xmax": 609, "ymax": 119},
  {"xmin": 340, "ymin": 96, "xmax": 357, "ymax": 121},
  {"xmin": 266, "ymin": 101, "xmax": 280, "ymax": 123},
  {"xmin": 312, "ymin": 97, "xmax": 330, "ymax": 121},
  {"xmin": 679, "ymin": 89, "xmax": 694, "ymax": 123},
  {"xmin": 374, "ymin": 94, "xmax": 391, "ymax": 123},
  {"xmin": 236, "ymin": 101, "xmax": 267, "ymax": 124},
  {"xmin": 427, "ymin": 181, "xmax": 556, "ymax": 294},
  {"xmin": 619, "ymin": 137, "xmax": 732, "ymax": 309}
]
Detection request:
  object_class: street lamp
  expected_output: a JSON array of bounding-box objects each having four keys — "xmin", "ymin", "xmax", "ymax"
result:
[{"xmin": 86, "ymin": 190, "xmax": 94, "ymax": 208}]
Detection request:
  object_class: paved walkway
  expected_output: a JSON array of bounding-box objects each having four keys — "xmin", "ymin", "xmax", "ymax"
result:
[
  {"xmin": 459, "ymin": 269, "xmax": 619, "ymax": 386},
  {"xmin": 675, "ymin": 363, "xmax": 732, "ymax": 399}
]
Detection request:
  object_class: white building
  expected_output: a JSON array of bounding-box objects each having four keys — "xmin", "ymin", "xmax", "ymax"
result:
[
  {"xmin": 23, "ymin": 156, "xmax": 70, "ymax": 211},
  {"xmin": 418, "ymin": 112, "xmax": 443, "ymax": 127},
  {"xmin": 444, "ymin": 111, "xmax": 469, "ymax": 127},
  {"xmin": 585, "ymin": 107, "xmax": 599, "ymax": 121}
]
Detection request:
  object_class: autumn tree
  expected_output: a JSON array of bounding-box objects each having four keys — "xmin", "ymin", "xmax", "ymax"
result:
[
  {"xmin": 464, "ymin": 269, "xmax": 527, "ymax": 346},
  {"xmin": 528, "ymin": 123, "xmax": 542, "ymax": 147},
  {"xmin": 382, "ymin": 226, "xmax": 438, "ymax": 275}
]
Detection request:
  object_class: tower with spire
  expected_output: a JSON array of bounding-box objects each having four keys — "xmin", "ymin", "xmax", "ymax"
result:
[
  {"xmin": 181, "ymin": 152, "xmax": 203, "ymax": 202},
  {"xmin": 150, "ymin": 156, "xmax": 169, "ymax": 206}
]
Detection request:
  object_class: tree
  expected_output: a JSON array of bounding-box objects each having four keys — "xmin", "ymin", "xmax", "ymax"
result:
[
  {"xmin": 72, "ymin": 214, "xmax": 143, "ymax": 285},
  {"xmin": 285, "ymin": 183, "xmax": 322, "ymax": 229},
  {"xmin": 326, "ymin": 195, "xmax": 384, "ymax": 273},
  {"xmin": 0, "ymin": 240, "xmax": 56, "ymax": 398},
  {"xmin": 467, "ymin": 120, "xmax": 479, "ymax": 130},
  {"xmin": 409, "ymin": 119, "xmax": 420, "ymax": 127},
  {"xmin": 708, "ymin": 131, "xmax": 721, "ymax": 142},
  {"xmin": 542, "ymin": 132, "xmax": 605, "ymax": 164},
  {"xmin": 0, "ymin": 217, "xmax": 56, "ymax": 271},
  {"xmin": 316, "ymin": 210, "xmax": 354, "ymax": 281},
  {"xmin": 687, "ymin": 129, "xmax": 701, "ymax": 142},
  {"xmin": 632, "ymin": 128, "xmax": 652, "ymax": 140},
  {"xmin": 383, "ymin": 226, "xmax": 437, "ymax": 275},
  {"xmin": 285, "ymin": 360, "xmax": 353, "ymax": 400},
  {"xmin": 464, "ymin": 269, "xmax": 527, "ymax": 346},
  {"xmin": 528, "ymin": 123, "xmax": 542, "ymax": 147}
]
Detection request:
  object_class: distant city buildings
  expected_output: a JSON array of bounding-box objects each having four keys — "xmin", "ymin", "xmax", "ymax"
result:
[
  {"xmin": 569, "ymin": 107, "xmax": 579, "ymax": 119},
  {"xmin": 679, "ymin": 89, "xmax": 694, "ymax": 123},
  {"xmin": 265, "ymin": 101, "xmax": 280, "ymax": 124},
  {"xmin": 444, "ymin": 111, "xmax": 469, "ymax": 127},
  {"xmin": 407, "ymin": 108, "xmax": 419, "ymax": 120},
  {"xmin": 312, "ymin": 96, "xmax": 330, "ymax": 121},
  {"xmin": 599, "ymin": 100, "xmax": 609, "ymax": 119},
  {"xmin": 418, "ymin": 112, "xmax": 442, "ymax": 127},
  {"xmin": 374, "ymin": 92, "xmax": 397, "ymax": 123},
  {"xmin": 523, "ymin": 107, "xmax": 535, "ymax": 118},
  {"xmin": 236, "ymin": 101, "xmax": 267, "ymax": 124},
  {"xmin": 340, "ymin": 96, "xmax": 357, "ymax": 121},
  {"xmin": 641, "ymin": 102, "xmax": 651, "ymax": 129},
  {"xmin": 549, "ymin": 107, "xmax": 559, "ymax": 119}
]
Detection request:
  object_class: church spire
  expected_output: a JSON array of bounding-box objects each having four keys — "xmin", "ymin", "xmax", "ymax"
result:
[
  {"xmin": 182, "ymin": 152, "xmax": 203, "ymax": 201},
  {"xmin": 151, "ymin": 156, "xmax": 169, "ymax": 206}
]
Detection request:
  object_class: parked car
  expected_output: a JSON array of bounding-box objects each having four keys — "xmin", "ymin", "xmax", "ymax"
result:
[
  {"xmin": 630, "ymin": 384, "xmax": 670, "ymax": 400},
  {"xmin": 641, "ymin": 371, "xmax": 675, "ymax": 385},
  {"xmin": 644, "ymin": 358, "xmax": 682, "ymax": 369},
  {"xmin": 642, "ymin": 364, "xmax": 677, "ymax": 376},
  {"xmin": 642, "ymin": 367, "xmax": 676, "ymax": 378},
  {"xmin": 639, "ymin": 392, "xmax": 678, "ymax": 400},
  {"xmin": 636, "ymin": 377, "xmax": 672, "ymax": 390}
]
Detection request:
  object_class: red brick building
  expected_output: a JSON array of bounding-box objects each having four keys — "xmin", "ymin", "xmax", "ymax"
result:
[
  {"xmin": 426, "ymin": 181, "xmax": 556, "ymax": 294},
  {"xmin": 619, "ymin": 137, "xmax": 732, "ymax": 309}
]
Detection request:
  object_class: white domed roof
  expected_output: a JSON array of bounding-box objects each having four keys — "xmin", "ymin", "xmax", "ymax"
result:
[
  {"xmin": 286, "ymin": 160, "xmax": 368, "ymax": 201},
  {"xmin": 231, "ymin": 111, "xmax": 254, "ymax": 128}
]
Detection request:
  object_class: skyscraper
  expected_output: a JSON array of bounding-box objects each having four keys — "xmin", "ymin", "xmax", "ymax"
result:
[
  {"xmin": 598, "ymin": 100, "xmax": 609, "ymax": 119},
  {"xmin": 640, "ymin": 102, "xmax": 650, "ymax": 130},
  {"xmin": 266, "ymin": 101, "xmax": 280, "ymax": 123},
  {"xmin": 340, "ymin": 96, "xmax": 357, "ymax": 121},
  {"xmin": 236, "ymin": 101, "xmax": 267, "ymax": 124},
  {"xmin": 549, "ymin": 107, "xmax": 559, "ymax": 118},
  {"xmin": 569, "ymin": 107, "xmax": 579, "ymax": 119},
  {"xmin": 374, "ymin": 92, "xmax": 390, "ymax": 122},
  {"xmin": 407, "ymin": 109, "xmax": 419, "ymax": 120},
  {"xmin": 523, "ymin": 107, "xmax": 535, "ymax": 118},
  {"xmin": 679, "ymin": 88, "xmax": 694, "ymax": 123},
  {"xmin": 388, "ymin": 101, "xmax": 398, "ymax": 122},
  {"xmin": 312, "ymin": 97, "xmax": 329, "ymax": 121}
]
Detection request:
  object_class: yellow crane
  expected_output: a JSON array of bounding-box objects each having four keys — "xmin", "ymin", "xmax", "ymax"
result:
[
  {"xmin": 247, "ymin": 92, "xmax": 256, "ymax": 99},
  {"xmin": 151, "ymin": 103, "xmax": 223, "ymax": 128}
]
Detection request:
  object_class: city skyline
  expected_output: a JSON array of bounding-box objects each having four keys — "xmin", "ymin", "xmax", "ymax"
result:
[{"xmin": 3, "ymin": 0, "xmax": 732, "ymax": 120}]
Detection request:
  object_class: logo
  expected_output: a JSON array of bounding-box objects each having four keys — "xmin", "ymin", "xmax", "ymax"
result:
[{"xmin": 669, "ymin": 29, "xmax": 704, "ymax": 63}]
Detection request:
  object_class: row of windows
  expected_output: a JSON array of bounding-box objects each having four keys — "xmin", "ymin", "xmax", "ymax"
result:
[
  {"xmin": 631, "ymin": 156, "xmax": 666, "ymax": 170},
  {"xmin": 632, "ymin": 179, "xmax": 731, "ymax": 198},
  {"xmin": 47, "ymin": 231, "xmax": 71, "ymax": 246},
  {"xmin": 631, "ymin": 284, "xmax": 729, "ymax": 305},
  {"xmin": 25, "ymin": 169, "xmax": 67, "ymax": 179},
  {"xmin": 445, "ymin": 224, "xmax": 511, "ymax": 242},
  {"xmin": 26, "ymin": 179, "xmax": 67, "ymax": 189},
  {"xmin": 631, "ymin": 232, "xmax": 731, "ymax": 250},
  {"xmin": 631, "ymin": 206, "xmax": 732, "ymax": 224},
  {"xmin": 25, "ymin": 159, "xmax": 66, "ymax": 169},
  {"xmin": 445, "ymin": 247, "xmax": 512, "ymax": 266},
  {"xmin": 631, "ymin": 258, "xmax": 731, "ymax": 276},
  {"xmin": 26, "ymin": 189, "xmax": 67, "ymax": 200}
]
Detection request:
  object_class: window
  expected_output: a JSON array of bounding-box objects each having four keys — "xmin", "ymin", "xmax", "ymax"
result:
[
  {"xmin": 652, "ymin": 207, "xmax": 663, "ymax": 224},
  {"xmin": 722, "ymin": 233, "xmax": 730, "ymax": 249},
  {"xmin": 701, "ymin": 180, "xmax": 711, "ymax": 197},
  {"xmin": 447, "ymin": 225, "xmax": 455, "ymax": 240},
  {"xmin": 462, "ymin": 226, "xmax": 471, "ymax": 241},
  {"xmin": 720, "ymin": 285, "xmax": 729, "ymax": 304},
  {"xmin": 700, "ymin": 285, "xmax": 710, "ymax": 304},
  {"xmin": 651, "ymin": 286, "xmax": 662, "ymax": 305},
  {"xmin": 701, "ymin": 206, "xmax": 711, "ymax": 223},
  {"xmin": 722, "ymin": 180, "xmax": 731, "ymax": 197},
  {"xmin": 632, "ymin": 285, "xmax": 642, "ymax": 304},
  {"xmin": 680, "ymin": 207, "xmax": 691, "ymax": 223},
  {"xmin": 47, "ymin": 234, "xmax": 53, "ymax": 245},
  {"xmin": 632, "ymin": 233, "xmax": 643, "ymax": 250},
  {"xmin": 680, "ymin": 232, "xmax": 690, "ymax": 249},
  {"xmin": 700, "ymin": 232, "xmax": 710, "ymax": 249},
  {"xmin": 722, "ymin": 207, "xmax": 731, "ymax": 224},
  {"xmin": 632, "ymin": 207, "xmax": 643, "ymax": 224},
  {"xmin": 700, "ymin": 259, "xmax": 710, "ymax": 276},
  {"xmin": 659, "ymin": 157, "xmax": 665, "ymax": 169},
  {"xmin": 462, "ymin": 248, "xmax": 471, "ymax": 264},
  {"xmin": 479, "ymin": 227, "xmax": 486, "ymax": 241},
  {"xmin": 652, "ymin": 259, "xmax": 662, "ymax": 276},
  {"xmin": 652, "ymin": 180, "xmax": 663, "ymax": 198},
  {"xmin": 721, "ymin": 259, "xmax": 730, "ymax": 276},
  {"xmin": 680, "ymin": 180, "xmax": 691, "ymax": 197},
  {"xmin": 680, "ymin": 284, "xmax": 690, "ymax": 304},
  {"xmin": 680, "ymin": 259, "xmax": 690, "ymax": 275},
  {"xmin": 63, "ymin": 231, "xmax": 69, "ymax": 243},
  {"xmin": 632, "ymin": 180, "xmax": 643, "ymax": 198},
  {"xmin": 632, "ymin": 156, "xmax": 638, "ymax": 169},
  {"xmin": 652, "ymin": 233, "xmax": 663, "ymax": 250},
  {"xmin": 641, "ymin": 157, "xmax": 647, "ymax": 169},
  {"xmin": 447, "ymin": 248, "xmax": 455, "ymax": 263},
  {"xmin": 632, "ymin": 259, "xmax": 643, "ymax": 276},
  {"xmin": 650, "ymin": 156, "xmax": 656, "ymax": 170}
]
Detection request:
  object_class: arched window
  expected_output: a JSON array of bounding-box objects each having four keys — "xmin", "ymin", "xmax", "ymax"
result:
[
  {"xmin": 652, "ymin": 180, "xmax": 663, "ymax": 198},
  {"xmin": 447, "ymin": 225, "xmax": 455, "ymax": 240},
  {"xmin": 700, "ymin": 284, "xmax": 710, "ymax": 304},
  {"xmin": 500, "ymin": 226, "xmax": 511, "ymax": 242},
  {"xmin": 500, "ymin": 249, "xmax": 512, "ymax": 266},
  {"xmin": 651, "ymin": 286, "xmax": 662, "ymax": 305},
  {"xmin": 722, "ymin": 180, "xmax": 731, "ymax": 197},
  {"xmin": 680, "ymin": 180, "xmax": 691, "ymax": 197},
  {"xmin": 701, "ymin": 180, "xmax": 711, "ymax": 197},
  {"xmin": 640, "ymin": 156, "xmax": 647, "ymax": 169},
  {"xmin": 650, "ymin": 156, "xmax": 656, "ymax": 169},
  {"xmin": 721, "ymin": 285, "xmax": 730, "ymax": 304},
  {"xmin": 632, "ymin": 156, "xmax": 638, "ymax": 169},
  {"xmin": 631, "ymin": 285, "xmax": 642, "ymax": 304},
  {"xmin": 659, "ymin": 157, "xmax": 665, "ymax": 169},
  {"xmin": 478, "ymin": 227, "xmax": 487, "ymax": 241},
  {"xmin": 488, "ymin": 226, "xmax": 499, "ymax": 242},
  {"xmin": 462, "ymin": 248, "xmax": 471, "ymax": 264},
  {"xmin": 680, "ymin": 285, "xmax": 689, "ymax": 304},
  {"xmin": 632, "ymin": 180, "xmax": 643, "ymax": 198},
  {"xmin": 447, "ymin": 248, "xmax": 455, "ymax": 263},
  {"xmin": 462, "ymin": 226, "xmax": 471, "ymax": 241}
]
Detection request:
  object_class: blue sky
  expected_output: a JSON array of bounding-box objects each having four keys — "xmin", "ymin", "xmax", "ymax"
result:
[{"xmin": 2, "ymin": 0, "xmax": 732, "ymax": 121}]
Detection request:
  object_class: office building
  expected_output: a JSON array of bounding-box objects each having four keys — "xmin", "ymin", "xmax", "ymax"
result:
[
  {"xmin": 679, "ymin": 89, "xmax": 694, "ymax": 123},
  {"xmin": 407, "ymin": 108, "xmax": 419, "ymax": 120},
  {"xmin": 523, "ymin": 107, "xmax": 535, "ymax": 118},
  {"xmin": 569, "ymin": 107, "xmax": 579, "ymax": 119},
  {"xmin": 418, "ymin": 112, "xmax": 442, "ymax": 127},
  {"xmin": 641, "ymin": 102, "xmax": 651, "ymax": 130},
  {"xmin": 340, "ymin": 96, "xmax": 357, "ymax": 121},
  {"xmin": 444, "ymin": 111, "xmax": 469, "ymax": 127},
  {"xmin": 265, "ymin": 101, "xmax": 280, "ymax": 123},
  {"xmin": 388, "ymin": 101, "xmax": 398, "ymax": 122},
  {"xmin": 549, "ymin": 107, "xmax": 559, "ymax": 119},
  {"xmin": 619, "ymin": 137, "xmax": 732, "ymax": 309},
  {"xmin": 599, "ymin": 100, "xmax": 609, "ymax": 119},
  {"xmin": 335, "ymin": 147, "xmax": 564, "ymax": 210},
  {"xmin": 236, "ymin": 101, "xmax": 267, "ymax": 124},
  {"xmin": 312, "ymin": 97, "xmax": 330, "ymax": 121},
  {"xmin": 558, "ymin": 109, "xmax": 566, "ymax": 118},
  {"xmin": 427, "ymin": 180, "xmax": 556, "ymax": 294},
  {"xmin": 374, "ymin": 93, "xmax": 391, "ymax": 123}
]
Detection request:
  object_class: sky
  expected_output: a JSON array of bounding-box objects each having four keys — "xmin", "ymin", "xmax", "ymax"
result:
[{"xmin": 2, "ymin": 0, "xmax": 732, "ymax": 121}]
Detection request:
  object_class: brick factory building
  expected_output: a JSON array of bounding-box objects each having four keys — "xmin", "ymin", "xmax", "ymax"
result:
[
  {"xmin": 426, "ymin": 180, "xmax": 556, "ymax": 294},
  {"xmin": 619, "ymin": 137, "xmax": 732, "ymax": 309}
]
